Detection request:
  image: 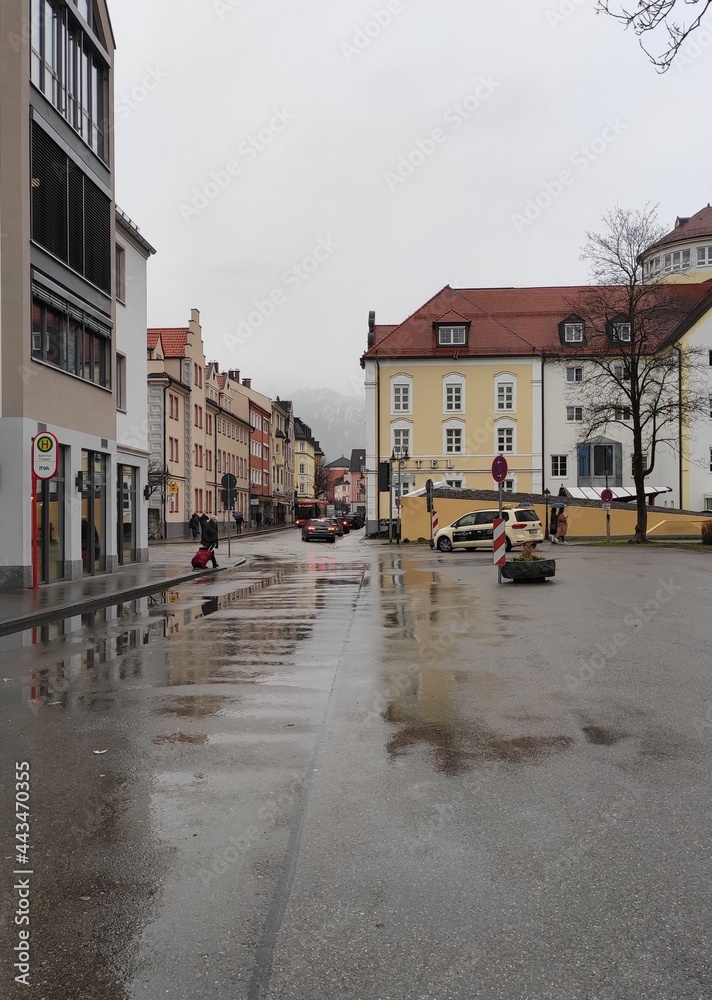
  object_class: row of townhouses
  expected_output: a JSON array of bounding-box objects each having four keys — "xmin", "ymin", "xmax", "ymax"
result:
[
  {"xmin": 147, "ymin": 311, "xmax": 323, "ymax": 539},
  {"xmin": 361, "ymin": 207, "xmax": 712, "ymax": 533},
  {"xmin": 0, "ymin": 0, "xmax": 326, "ymax": 588},
  {"xmin": 325, "ymin": 452, "xmax": 367, "ymax": 510}
]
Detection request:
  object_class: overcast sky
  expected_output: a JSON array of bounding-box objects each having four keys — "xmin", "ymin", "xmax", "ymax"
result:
[{"xmin": 110, "ymin": 0, "xmax": 712, "ymax": 399}]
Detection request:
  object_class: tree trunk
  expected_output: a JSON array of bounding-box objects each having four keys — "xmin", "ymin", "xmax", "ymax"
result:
[{"xmin": 630, "ymin": 473, "xmax": 648, "ymax": 543}]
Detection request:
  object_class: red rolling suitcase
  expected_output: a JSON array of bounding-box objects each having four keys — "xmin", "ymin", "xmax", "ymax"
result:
[{"xmin": 191, "ymin": 547, "xmax": 212, "ymax": 569}]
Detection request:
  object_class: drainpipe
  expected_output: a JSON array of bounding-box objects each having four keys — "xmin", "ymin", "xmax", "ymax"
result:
[
  {"xmin": 376, "ymin": 359, "xmax": 381, "ymax": 526},
  {"xmin": 541, "ymin": 354, "xmax": 546, "ymax": 498},
  {"xmin": 674, "ymin": 342, "xmax": 683, "ymax": 508}
]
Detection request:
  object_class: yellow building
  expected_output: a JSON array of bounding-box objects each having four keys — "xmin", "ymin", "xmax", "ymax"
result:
[{"xmin": 362, "ymin": 211, "xmax": 712, "ymax": 533}]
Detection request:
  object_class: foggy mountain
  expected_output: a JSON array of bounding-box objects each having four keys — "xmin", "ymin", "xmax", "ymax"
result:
[{"xmin": 289, "ymin": 388, "xmax": 365, "ymax": 464}]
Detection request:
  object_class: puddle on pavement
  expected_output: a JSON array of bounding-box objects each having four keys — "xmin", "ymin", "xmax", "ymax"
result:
[
  {"xmin": 152, "ymin": 731, "xmax": 209, "ymax": 745},
  {"xmin": 582, "ymin": 725, "xmax": 628, "ymax": 746},
  {"xmin": 155, "ymin": 695, "xmax": 228, "ymax": 717}
]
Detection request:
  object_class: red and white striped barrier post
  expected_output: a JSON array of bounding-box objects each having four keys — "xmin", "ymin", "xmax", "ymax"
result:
[
  {"xmin": 432, "ymin": 510, "xmax": 438, "ymax": 535},
  {"xmin": 493, "ymin": 517, "xmax": 506, "ymax": 582}
]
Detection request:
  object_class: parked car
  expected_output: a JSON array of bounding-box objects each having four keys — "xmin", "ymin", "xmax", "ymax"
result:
[
  {"xmin": 301, "ymin": 518, "xmax": 338, "ymax": 543},
  {"xmin": 434, "ymin": 506, "xmax": 544, "ymax": 552},
  {"xmin": 344, "ymin": 514, "xmax": 363, "ymax": 529}
]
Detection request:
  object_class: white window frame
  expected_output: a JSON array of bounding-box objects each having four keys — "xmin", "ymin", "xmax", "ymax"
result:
[
  {"xmin": 445, "ymin": 478, "xmax": 465, "ymax": 489},
  {"xmin": 437, "ymin": 325, "xmax": 467, "ymax": 346},
  {"xmin": 613, "ymin": 322, "xmax": 631, "ymax": 343},
  {"xmin": 443, "ymin": 418, "xmax": 465, "ymax": 456},
  {"xmin": 494, "ymin": 417, "xmax": 516, "ymax": 454},
  {"xmin": 566, "ymin": 367, "xmax": 583, "ymax": 382},
  {"xmin": 443, "ymin": 373, "xmax": 465, "ymax": 414},
  {"xmin": 503, "ymin": 477, "xmax": 516, "ymax": 493},
  {"xmin": 567, "ymin": 406, "xmax": 583, "ymax": 422},
  {"xmin": 551, "ymin": 455, "xmax": 568, "ymax": 478},
  {"xmin": 494, "ymin": 372, "xmax": 516, "ymax": 413},
  {"xmin": 391, "ymin": 373, "xmax": 412, "ymax": 415},
  {"xmin": 391, "ymin": 420, "xmax": 412, "ymax": 458},
  {"xmin": 697, "ymin": 246, "xmax": 712, "ymax": 267},
  {"xmin": 614, "ymin": 406, "xmax": 631, "ymax": 422},
  {"xmin": 564, "ymin": 322, "xmax": 584, "ymax": 343}
]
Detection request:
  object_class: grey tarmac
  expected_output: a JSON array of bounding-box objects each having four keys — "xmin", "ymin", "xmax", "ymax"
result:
[{"xmin": 0, "ymin": 531, "xmax": 710, "ymax": 999}]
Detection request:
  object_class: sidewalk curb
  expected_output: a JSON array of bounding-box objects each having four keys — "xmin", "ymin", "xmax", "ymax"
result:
[{"xmin": 0, "ymin": 559, "xmax": 247, "ymax": 639}]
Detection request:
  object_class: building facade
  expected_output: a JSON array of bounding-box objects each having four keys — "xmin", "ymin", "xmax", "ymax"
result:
[
  {"xmin": 271, "ymin": 398, "xmax": 295, "ymax": 524},
  {"xmin": 0, "ymin": 0, "xmax": 123, "ymax": 587},
  {"xmin": 115, "ymin": 207, "xmax": 155, "ymax": 564},
  {"xmin": 362, "ymin": 219, "xmax": 712, "ymax": 532}
]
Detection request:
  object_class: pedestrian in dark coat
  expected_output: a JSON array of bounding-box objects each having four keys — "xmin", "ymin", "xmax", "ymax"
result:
[
  {"xmin": 200, "ymin": 515, "xmax": 219, "ymax": 567},
  {"xmin": 549, "ymin": 508, "xmax": 560, "ymax": 544},
  {"xmin": 189, "ymin": 512, "xmax": 200, "ymax": 539},
  {"xmin": 234, "ymin": 510, "xmax": 244, "ymax": 534}
]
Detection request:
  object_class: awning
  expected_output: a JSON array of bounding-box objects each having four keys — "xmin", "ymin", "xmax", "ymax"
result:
[{"xmin": 562, "ymin": 486, "xmax": 672, "ymax": 502}]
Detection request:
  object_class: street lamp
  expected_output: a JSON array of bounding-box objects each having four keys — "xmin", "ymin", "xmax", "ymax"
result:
[{"xmin": 389, "ymin": 446, "xmax": 410, "ymax": 544}]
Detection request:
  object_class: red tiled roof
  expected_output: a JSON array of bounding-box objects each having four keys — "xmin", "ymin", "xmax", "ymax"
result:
[
  {"xmin": 362, "ymin": 283, "xmax": 712, "ymax": 360},
  {"xmin": 147, "ymin": 327, "xmax": 188, "ymax": 356},
  {"xmin": 651, "ymin": 206, "xmax": 712, "ymax": 252}
]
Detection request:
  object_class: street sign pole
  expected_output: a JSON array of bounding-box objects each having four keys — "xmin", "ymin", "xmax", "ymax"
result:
[
  {"xmin": 30, "ymin": 432, "xmax": 59, "ymax": 590},
  {"xmin": 498, "ymin": 483, "xmax": 503, "ymax": 583},
  {"xmin": 600, "ymin": 488, "xmax": 613, "ymax": 543},
  {"xmin": 31, "ymin": 471, "xmax": 38, "ymax": 591},
  {"xmin": 491, "ymin": 455, "xmax": 509, "ymax": 583}
]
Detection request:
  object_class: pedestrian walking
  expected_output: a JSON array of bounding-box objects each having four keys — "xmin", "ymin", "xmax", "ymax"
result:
[
  {"xmin": 189, "ymin": 512, "xmax": 200, "ymax": 539},
  {"xmin": 200, "ymin": 514, "xmax": 219, "ymax": 567},
  {"xmin": 555, "ymin": 509, "xmax": 569, "ymax": 544},
  {"xmin": 234, "ymin": 510, "xmax": 244, "ymax": 534},
  {"xmin": 549, "ymin": 507, "xmax": 560, "ymax": 544},
  {"xmin": 255, "ymin": 510, "xmax": 262, "ymax": 529}
]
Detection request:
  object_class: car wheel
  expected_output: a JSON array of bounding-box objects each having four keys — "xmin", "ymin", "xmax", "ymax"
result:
[
  {"xmin": 437, "ymin": 535, "xmax": 453, "ymax": 552},
  {"xmin": 505, "ymin": 537, "xmax": 512, "ymax": 552},
  {"xmin": 329, "ymin": 536, "xmax": 336, "ymax": 543}
]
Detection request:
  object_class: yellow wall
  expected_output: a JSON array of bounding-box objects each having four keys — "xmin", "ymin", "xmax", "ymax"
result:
[
  {"xmin": 375, "ymin": 362, "xmax": 536, "ymax": 520},
  {"xmin": 401, "ymin": 495, "xmax": 708, "ymax": 540}
]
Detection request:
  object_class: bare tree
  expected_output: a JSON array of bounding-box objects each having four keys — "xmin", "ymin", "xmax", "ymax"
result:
[
  {"xmin": 559, "ymin": 205, "xmax": 709, "ymax": 542},
  {"xmin": 596, "ymin": 0, "xmax": 711, "ymax": 71},
  {"xmin": 145, "ymin": 459, "xmax": 170, "ymax": 500},
  {"xmin": 313, "ymin": 455, "xmax": 327, "ymax": 500}
]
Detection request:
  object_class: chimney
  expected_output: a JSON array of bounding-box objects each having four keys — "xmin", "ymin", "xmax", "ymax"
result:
[
  {"xmin": 227, "ymin": 369, "xmax": 240, "ymax": 383},
  {"xmin": 242, "ymin": 378, "xmax": 251, "ymax": 388}
]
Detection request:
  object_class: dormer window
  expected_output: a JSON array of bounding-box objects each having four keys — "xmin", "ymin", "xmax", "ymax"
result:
[
  {"xmin": 612, "ymin": 321, "xmax": 631, "ymax": 343},
  {"xmin": 437, "ymin": 325, "xmax": 467, "ymax": 346},
  {"xmin": 559, "ymin": 317, "xmax": 585, "ymax": 345}
]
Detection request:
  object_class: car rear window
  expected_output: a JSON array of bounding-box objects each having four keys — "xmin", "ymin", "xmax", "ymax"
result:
[{"xmin": 514, "ymin": 509, "xmax": 539, "ymax": 522}]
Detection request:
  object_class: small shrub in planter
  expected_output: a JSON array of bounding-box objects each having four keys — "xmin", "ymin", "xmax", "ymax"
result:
[
  {"xmin": 702, "ymin": 520, "xmax": 712, "ymax": 545},
  {"xmin": 501, "ymin": 541, "xmax": 555, "ymax": 582}
]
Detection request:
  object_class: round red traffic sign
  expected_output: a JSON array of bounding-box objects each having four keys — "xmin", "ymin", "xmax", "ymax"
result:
[
  {"xmin": 600, "ymin": 488, "xmax": 613, "ymax": 503},
  {"xmin": 491, "ymin": 455, "xmax": 508, "ymax": 483}
]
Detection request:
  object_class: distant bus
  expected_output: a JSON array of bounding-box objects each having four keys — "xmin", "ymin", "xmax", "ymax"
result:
[{"xmin": 295, "ymin": 501, "xmax": 328, "ymax": 526}]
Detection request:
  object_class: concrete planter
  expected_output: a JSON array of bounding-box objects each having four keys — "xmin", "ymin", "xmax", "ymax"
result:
[{"xmin": 501, "ymin": 559, "xmax": 556, "ymax": 582}]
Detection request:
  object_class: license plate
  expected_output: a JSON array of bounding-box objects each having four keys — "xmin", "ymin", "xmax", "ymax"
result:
[{"xmin": 528, "ymin": 528, "xmax": 538, "ymax": 533}]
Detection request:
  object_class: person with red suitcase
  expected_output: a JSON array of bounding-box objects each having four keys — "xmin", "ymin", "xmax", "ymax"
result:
[{"xmin": 193, "ymin": 514, "xmax": 219, "ymax": 568}]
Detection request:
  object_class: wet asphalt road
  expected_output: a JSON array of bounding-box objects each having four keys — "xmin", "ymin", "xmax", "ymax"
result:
[{"xmin": 1, "ymin": 532, "xmax": 711, "ymax": 999}]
